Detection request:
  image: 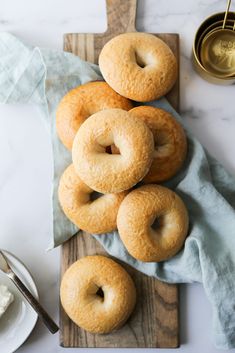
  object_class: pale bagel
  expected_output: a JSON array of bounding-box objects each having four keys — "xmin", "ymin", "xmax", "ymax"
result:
[
  {"xmin": 56, "ymin": 81, "xmax": 133, "ymax": 150},
  {"xmin": 129, "ymin": 106, "xmax": 187, "ymax": 183},
  {"xmin": 72, "ymin": 109, "xmax": 154, "ymax": 193},
  {"xmin": 58, "ymin": 164, "xmax": 127, "ymax": 234},
  {"xmin": 60, "ymin": 255, "xmax": 136, "ymax": 334},
  {"xmin": 117, "ymin": 185, "xmax": 189, "ymax": 262},
  {"xmin": 99, "ymin": 32, "xmax": 177, "ymax": 102}
]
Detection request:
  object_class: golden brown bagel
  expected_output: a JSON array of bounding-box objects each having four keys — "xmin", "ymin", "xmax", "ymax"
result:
[
  {"xmin": 129, "ymin": 106, "xmax": 187, "ymax": 183},
  {"xmin": 60, "ymin": 255, "xmax": 136, "ymax": 334},
  {"xmin": 56, "ymin": 81, "xmax": 133, "ymax": 150},
  {"xmin": 72, "ymin": 109, "xmax": 154, "ymax": 193},
  {"xmin": 99, "ymin": 33, "xmax": 177, "ymax": 102},
  {"xmin": 117, "ymin": 185, "xmax": 189, "ymax": 262},
  {"xmin": 58, "ymin": 164, "xmax": 127, "ymax": 234}
]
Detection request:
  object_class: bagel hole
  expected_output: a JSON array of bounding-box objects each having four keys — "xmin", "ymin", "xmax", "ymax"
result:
[
  {"xmin": 111, "ymin": 143, "xmax": 120, "ymax": 155},
  {"xmin": 96, "ymin": 287, "xmax": 104, "ymax": 299},
  {"xmin": 105, "ymin": 144, "xmax": 120, "ymax": 155},
  {"xmin": 151, "ymin": 217, "xmax": 163, "ymax": 231},
  {"xmin": 154, "ymin": 142, "xmax": 166, "ymax": 155},
  {"xmin": 135, "ymin": 51, "xmax": 147, "ymax": 68},
  {"xmin": 90, "ymin": 191, "xmax": 103, "ymax": 201},
  {"xmin": 155, "ymin": 132, "xmax": 168, "ymax": 149},
  {"xmin": 105, "ymin": 146, "xmax": 112, "ymax": 154}
]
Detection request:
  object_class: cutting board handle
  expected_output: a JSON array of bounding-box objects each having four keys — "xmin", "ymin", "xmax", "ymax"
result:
[{"xmin": 106, "ymin": 0, "xmax": 137, "ymax": 34}]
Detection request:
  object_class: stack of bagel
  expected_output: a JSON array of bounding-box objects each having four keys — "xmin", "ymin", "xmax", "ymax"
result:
[
  {"xmin": 57, "ymin": 32, "xmax": 189, "ymax": 264},
  {"xmin": 59, "ymin": 32, "xmax": 190, "ymax": 335}
]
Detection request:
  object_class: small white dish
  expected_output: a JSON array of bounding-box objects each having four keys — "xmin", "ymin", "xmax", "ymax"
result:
[{"xmin": 0, "ymin": 251, "xmax": 38, "ymax": 353}]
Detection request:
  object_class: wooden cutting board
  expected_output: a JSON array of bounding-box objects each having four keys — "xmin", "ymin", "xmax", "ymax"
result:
[{"xmin": 60, "ymin": 0, "xmax": 180, "ymax": 348}]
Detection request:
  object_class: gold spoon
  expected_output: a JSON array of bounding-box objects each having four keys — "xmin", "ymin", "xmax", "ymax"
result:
[{"xmin": 200, "ymin": 0, "xmax": 235, "ymax": 77}]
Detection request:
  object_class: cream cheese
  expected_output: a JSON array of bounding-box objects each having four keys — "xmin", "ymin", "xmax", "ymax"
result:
[{"xmin": 0, "ymin": 285, "xmax": 14, "ymax": 318}]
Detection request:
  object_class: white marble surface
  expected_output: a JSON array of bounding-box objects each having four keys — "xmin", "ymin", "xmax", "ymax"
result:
[{"xmin": 0, "ymin": 0, "xmax": 235, "ymax": 352}]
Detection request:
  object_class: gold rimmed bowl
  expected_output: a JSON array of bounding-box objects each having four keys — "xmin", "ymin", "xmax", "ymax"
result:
[{"xmin": 193, "ymin": 11, "xmax": 235, "ymax": 84}]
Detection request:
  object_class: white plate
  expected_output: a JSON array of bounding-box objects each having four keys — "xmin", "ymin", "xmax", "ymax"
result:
[{"xmin": 0, "ymin": 251, "xmax": 38, "ymax": 353}]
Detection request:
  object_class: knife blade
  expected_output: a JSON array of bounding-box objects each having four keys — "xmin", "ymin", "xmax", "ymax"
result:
[{"xmin": 0, "ymin": 250, "xmax": 59, "ymax": 334}]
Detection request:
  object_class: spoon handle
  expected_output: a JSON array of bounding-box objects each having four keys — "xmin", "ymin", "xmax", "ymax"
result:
[
  {"xmin": 222, "ymin": 0, "xmax": 231, "ymax": 29},
  {"xmin": 8, "ymin": 271, "xmax": 59, "ymax": 334}
]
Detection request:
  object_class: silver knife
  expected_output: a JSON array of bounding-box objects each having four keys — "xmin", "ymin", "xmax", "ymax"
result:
[{"xmin": 0, "ymin": 250, "xmax": 59, "ymax": 334}]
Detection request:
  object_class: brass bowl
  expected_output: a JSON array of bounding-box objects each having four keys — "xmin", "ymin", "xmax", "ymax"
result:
[
  {"xmin": 195, "ymin": 20, "xmax": 234, "ymax": 59},
  {"xmin": 193, "ymin": 11, "xmax": 235, "ymax": 85},
  {"xmin": 201, "ymin": 28, "xmax": 235, "ymax": 77}
]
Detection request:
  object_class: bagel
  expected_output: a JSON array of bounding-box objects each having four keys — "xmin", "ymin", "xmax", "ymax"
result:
[
  {"xmin": 60, "ymin": 255, "xmax": 136, "ymax": 334},
  {"xmin": 99, "ymin": 32, "xmax": 177, "ymax": 102},
  {"xmin": 72, "ymin": 109, "xmax": 154, "ymax": 193},
  {"xmin": 56, "ymin": 81, "xmax": 133, "ymax": 150},
  {"xmin": 58, "ymin": 164, "xmax": 127, "ymax": 234},
  {"xmin": 117, "ymin": 185, "xmax": 189, "ymax": 262},
  {"xmin": 129, "ymin": 106, "xmax": 187, "ymax": 183}
]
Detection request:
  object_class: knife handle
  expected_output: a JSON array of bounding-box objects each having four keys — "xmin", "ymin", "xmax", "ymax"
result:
[{"xmin": 8, "ymin": 271, "xmax": 59, "ymax": 334}]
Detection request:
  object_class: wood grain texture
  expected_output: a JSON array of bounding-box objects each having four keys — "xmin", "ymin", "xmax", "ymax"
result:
[{"xmin": 60, "ymin": 0, "xmax": 180, "ymax": 348}]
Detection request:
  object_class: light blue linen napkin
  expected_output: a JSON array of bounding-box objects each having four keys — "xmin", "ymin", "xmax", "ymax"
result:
[{"xmin": 1, "ymin": 32, "xmax": 235, "ymax": 349}]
